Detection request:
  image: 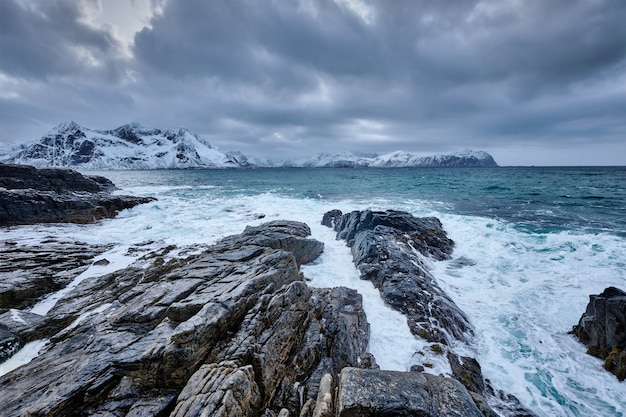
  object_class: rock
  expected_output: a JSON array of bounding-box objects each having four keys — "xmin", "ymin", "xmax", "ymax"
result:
[
  {"xmin": 325, "ymin": 209, "xmax": 471, "ymax": 344},
  {"xmin": 572, "ymin": 286, "xmax": 626, "ymax": 381},
  {"xmin": 0, "ymin": 240, "xmax": 112, "ymax": 314},
  {"xmin": 0, "ymin": 221, "xmax": 369, "ymax": 417},
  {"xmin": 325, "ymin": 209, "xmax": 535, "ymax": 417},
  {"xmin": 311, "ymin": 374, "xmax": 333, "ymax": 417},
  {"xmin": 170, "ymin": 361, "xmax": 261, "ymax": 417},
  {"xmin": 0, "ymin": 324, "xmax": 22, "ymax": 364},
  {"xmin": 336, "ymin": 367, "xmax": 484, "ymax": 417},
  {"xmin": 220, "ymin": 220, "xmax": 324, "ymax": 266},
  {"xmin": 0, "ymin": 162, "xmax": 155, "ymax": 225}
]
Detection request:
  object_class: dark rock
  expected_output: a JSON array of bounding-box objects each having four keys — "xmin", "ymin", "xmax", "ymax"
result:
[
  {"xmin": 447, "ymin": 352, "xmax": 485, "ymax": 395},
  {"xmin": 325, "ymin": 209, "xmax": 471, "ymax": 345},
  {"xmin": 336, "ymin": 367, "xmax": 484, "ymax": 417},
  {"xmin": 0, "ymin": 221, "xmax": 369, "ymax": 417},
  {"xmin": 572, "ymin": 286, "xmax": 626, "ymax": 381},
  {"xmin": 0, "ymin": 163, "xmax": 155, "ymax": 225},
  {"xmin": 321, "ymin": 209, "xmax": 342, "ymax": 228},
  {"xmin": 0, "ymin": 240, "xmax": 112, "ymax": 314},
  {"xmin": 220, "ymin": 220, "xmax": 324, "ymax": 265},
  {"xmin": 325, "ymin": 209, "xmax": 535, "ymax": 417},
  {"xmin": 0, "ymin": 324, "xmax": 22, "ymax": 364}
]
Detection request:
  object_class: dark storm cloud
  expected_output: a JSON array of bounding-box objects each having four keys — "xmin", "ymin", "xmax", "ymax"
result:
[
  {"xmin": 0, "ymin": 0, "xmax": 126, "ymax": 80},
  {"xmin": 1, "ymin": 0, "xmax": 625, "ymax": 164}
]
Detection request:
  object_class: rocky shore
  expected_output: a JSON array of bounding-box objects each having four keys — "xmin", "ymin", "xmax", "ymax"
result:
[
  {"xmin": 1, "ymin": 201, "xmax": 545, "ymax": 416},
  {"xmin": 0, "ymin": 163, "xmax": 154, "ymax": 225}
]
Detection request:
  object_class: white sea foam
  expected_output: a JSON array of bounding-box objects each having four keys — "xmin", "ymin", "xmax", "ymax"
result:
[
  {"xmin": 30, "ymin": 246, "xmax": 137, "ymax": 316},
  {"xmin": 429, "ymin": 213, "xmax": 626, "ymax": 417},
  {"xmin": 0, "ymin": 339, "xmax": 49, "ymax": 377},
  {"xmin": 302, "ymin": 223, "xmax": 451, "ymax": 374}
]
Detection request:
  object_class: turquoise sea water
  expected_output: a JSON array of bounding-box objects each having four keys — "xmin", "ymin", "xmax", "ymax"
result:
[{"xmin": 2, "ymin": 166, "xmax": 625, "ymax": 416}]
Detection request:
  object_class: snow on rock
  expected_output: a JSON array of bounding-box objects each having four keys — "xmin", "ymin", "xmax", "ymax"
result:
[
  {"xmin": 0, "ymin": 121, "xmax": 499, "ymax": 169},
  {"xmin": 0, "ymin": 122, "xmax": 251, "ymax": 170},
  {"xmin": 283, "ymin": 150, "xmax": 498, "ymax": 168},
  {"xmin": 370, "ymin": 149, "xmax": 498, "ymax": 168}
]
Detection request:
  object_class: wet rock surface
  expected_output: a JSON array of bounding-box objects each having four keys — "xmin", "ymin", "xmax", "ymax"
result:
[
  {"xmin": 324, "ymin": 209, "xmax": 536, "ymax": 417},
  {"xmin": 337, "ymin": 367, "xmax": 485, "ymax": 417},
  {"xmin": 572, "ymin": 286, "xmax": 626, "ymax": 381},
  {"xmin": 325, "ymin": 209, "xmax": 471, "ymax": 344},
  {"xmin": 0, "ymin": 163, "xmax": 154, "ymax": 225},
  {"xmin": 0, "ymin": 221, "xmax": 371, "ymax": 417},
  {"xmin": 0, "ymin": 240, "xmax": 112, "ymax": 313}
]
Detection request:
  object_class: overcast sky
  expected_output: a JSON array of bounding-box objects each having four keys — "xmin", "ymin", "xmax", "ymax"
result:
[{"xmin": 1, "ymin": 0, "xmax": 625, "ymax": 165}]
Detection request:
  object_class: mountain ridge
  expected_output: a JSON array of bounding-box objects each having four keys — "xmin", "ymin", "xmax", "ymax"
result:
[{"xmin": 1, "ymin": 122, "xmax": 498, "ymax": 169}]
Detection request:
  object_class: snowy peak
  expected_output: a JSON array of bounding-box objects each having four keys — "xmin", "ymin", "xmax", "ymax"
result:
[
  {"xmin": 283, "ymin": 150, "xmax": 498, "ymax": 168},
  {"xmin": 286, "ymin": 152, "xmax": 375, "ymax": 168},
  {"xmin": 1, "ymin": 122, "xmax": 250, "ymax": 170},
  {"xmin": 0, "ymin": 122, "xmax": 499, "ymax": 169},
  {"xmin": 371, "ymin": 149, "xmax": 498, "ymax": 168}
]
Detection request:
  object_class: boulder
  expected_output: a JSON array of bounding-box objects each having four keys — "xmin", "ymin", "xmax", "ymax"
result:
[
  {"xmin": 336, "ymin": 367, "xmax": 484, "ymax": 417},
  {"xmin": 572, "ymin": 286, "xmax": 626, "ymax": 380}
]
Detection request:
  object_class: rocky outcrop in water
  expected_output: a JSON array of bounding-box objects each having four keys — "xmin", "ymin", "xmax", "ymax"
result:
[
  {"xmin": 323, "ymin": 209, "xmax": 537, "ymax": 417},
  {"xmin": 572, "ymin": 286, "xmax": 626, "ymax": 381},
  {"xmin": 323, "ymin": 209, "xmax": 470, "ymax": 344},
  {"xmin": 0, "ymin": 163, "xmax": 155, "ymax": 225}
]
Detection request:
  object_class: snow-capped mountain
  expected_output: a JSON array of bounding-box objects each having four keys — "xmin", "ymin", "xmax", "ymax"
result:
[
  {"xmin": 0, "ymin": 121, "xmax": 498, "ymax": 169},
  {"xmin": 0, "ymin": 121, "xmax": 250, "ymax": 169},
  {"xmin": 369, "ymin": 149, "xmax": 498, "ymax": 168},
  {"xmin": 281, "ymin": 150, "xmax": 498, "ymax": 168},
  {"xmin": 284, "ymin": 152, "xmax": 377, "ymax": 168}
]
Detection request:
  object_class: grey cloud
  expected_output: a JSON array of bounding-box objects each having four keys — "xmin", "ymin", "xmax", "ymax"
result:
[
  {"xmin": 0, "ymin": 0, "xmax": 127, "ymax": 81},
  {"xmin": 1, "ymin": 0, "xmax": 625, "ymax": 165}
]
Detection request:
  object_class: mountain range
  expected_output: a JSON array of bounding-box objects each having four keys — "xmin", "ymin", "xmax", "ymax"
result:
[{"xmin": 0, "ymin": 122, "xmax": 498, "ymax": 169}]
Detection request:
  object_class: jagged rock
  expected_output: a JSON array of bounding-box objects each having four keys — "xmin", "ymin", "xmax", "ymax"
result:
[
  {"xmin": 325, "ymin": 209, "xmax": 471, "ymax": 344},
  {"xmin": 0, "ymin": 324, "xmax": 22, "ymax": 364},
  {"xmin": 336, "ymin": 367, "xmax": 484, "ymax": 417},
  {"xmin": 170, "ymin": 361, "xmax": 261, "ymax": 417},
  {"xmin": 0, "ymin": 163, "xmax": 155, "ymax": 225},
  {"xmin": 572, "ymin": 286, "xmax": 626, "ymax": 381},
  {"xmin": 0, "ymin": 221, "xmax": 369, "ymax": 417},
  {"xmin": 325, "ymin": 209, "xmax": 535, "ymax": 417},
  {"xmin": 219, "ymin": 220, "xmax": 324, "ymax": 266},
  {"xmin": 0, "ymin": 240, "xmax": 112, "ymax": 314}
]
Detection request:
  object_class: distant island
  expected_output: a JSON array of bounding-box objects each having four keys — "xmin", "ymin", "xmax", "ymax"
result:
[{"xmin": 0, "ymin": 122, "xmax": 498, "ymax": 170}]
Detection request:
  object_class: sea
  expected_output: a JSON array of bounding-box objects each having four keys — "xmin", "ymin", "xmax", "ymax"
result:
[{"xmin": 1, "ymin": 166, "xmax": 625, "ymax": 417}]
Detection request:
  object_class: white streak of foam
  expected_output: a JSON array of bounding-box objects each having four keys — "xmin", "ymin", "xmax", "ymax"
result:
[
  {"xmin": 0, "ymin": 339, "xmax": 49, "ymax": 377},
  {"xmin": 303, "ymin": 223, "xmax": 451, "ymax": 375},
  {"xmin": 30, "ymin": 246, "xmax": 136, "ymax": 316}
]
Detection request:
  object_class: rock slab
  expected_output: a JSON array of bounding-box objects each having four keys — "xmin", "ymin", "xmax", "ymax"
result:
[
  {"xmin": 0, "ymin": 163, "xmax": 154, "ymax": 225},
  {"xmin": 325, "ymin": 209, "xmax": 471, "ymax": 344}
]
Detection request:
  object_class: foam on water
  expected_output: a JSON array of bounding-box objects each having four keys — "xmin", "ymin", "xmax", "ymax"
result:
[
  {"xmin": 429, "ymin": 213, "xmax": 626, "ymax": 417},
  {"xmin": 0, "ymin": 339, "xmax": 49, "ymax": 377},
  {"xmin": 301, "ymin": 224, "xmax": 451, "ymax": 374}
]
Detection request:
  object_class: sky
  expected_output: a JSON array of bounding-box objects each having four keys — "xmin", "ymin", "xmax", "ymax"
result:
[{"xmin": 1, "ymin": 0, "xmax": 625, "ymax": 166}]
